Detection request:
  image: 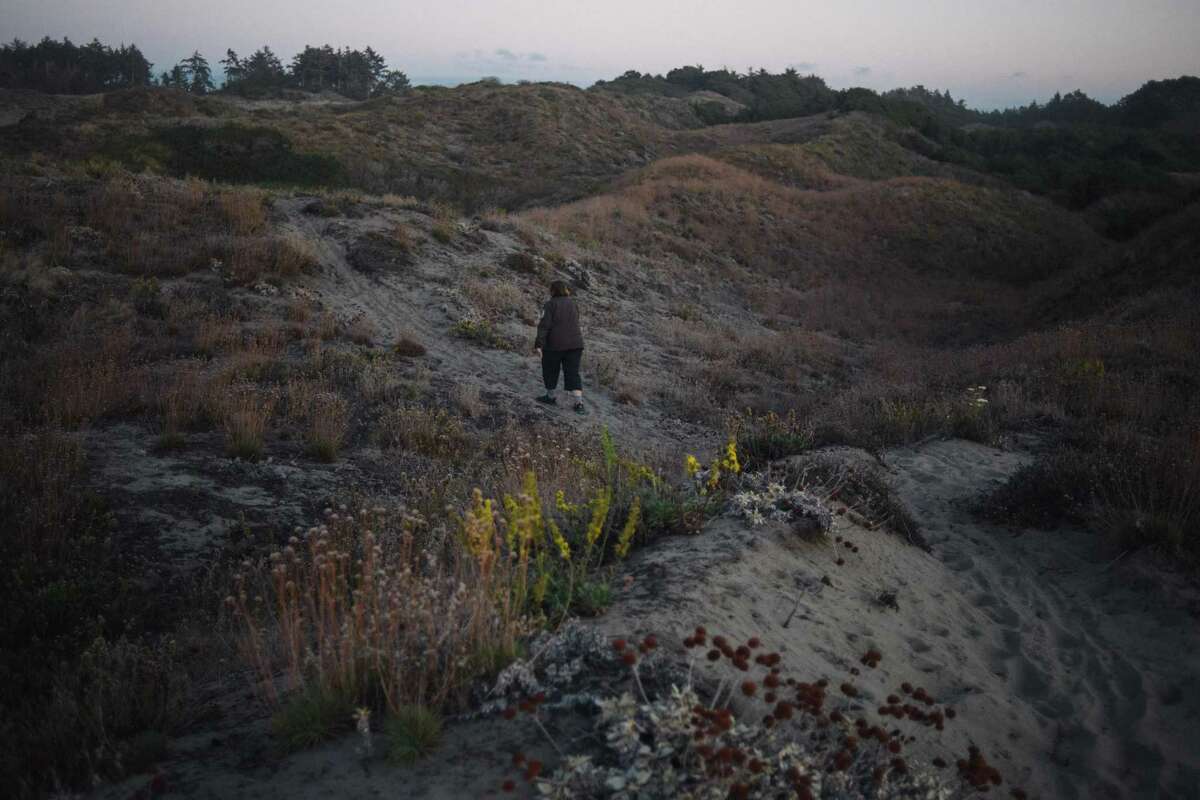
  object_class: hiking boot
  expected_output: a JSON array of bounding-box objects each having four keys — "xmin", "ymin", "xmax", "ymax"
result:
[
  {"xmin": 573, "ymin": 401, "xmax": 586, "ymax": 415},
  {"xmin": 536, "ymin": 394, "xmax": 558, "ymax": 405}
]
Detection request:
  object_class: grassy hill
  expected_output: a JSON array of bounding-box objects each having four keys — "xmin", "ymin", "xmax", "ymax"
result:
[{"xmin": 2, "ymin": 80, "xmax": 1199, "ymax": 797}]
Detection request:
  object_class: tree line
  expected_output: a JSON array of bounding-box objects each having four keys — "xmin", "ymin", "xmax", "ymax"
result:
[
  {"xmin": 594, "ymin": 65, "xmax": 1200, "ymax": 133},
  {"xmin": 0, "ymin": 37, "xmax": 152, "ymax": 93},
  {"xmin": 0, "ymin": 37, "xmax": 410, "ymax": 100}
]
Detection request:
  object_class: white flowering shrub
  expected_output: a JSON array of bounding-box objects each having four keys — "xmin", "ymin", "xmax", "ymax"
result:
[
  {"xmin": 490, "ymin": 624, "xmax": 1024, "ymax": 800},
  {"xmin": 530, "ymin": 628, "xmax": 967, "ymax": 800},
  {"xmin": 728, "ymin": 478, "xmax": 832, "ymax": 534},
  {"xmin": 479, "ymin": 621, "xmax": 618, "ymax": 716}
]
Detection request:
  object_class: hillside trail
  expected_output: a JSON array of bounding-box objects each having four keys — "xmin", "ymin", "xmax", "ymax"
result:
[
  {"xmin": 278, "ymin": 197, "xmax": 716, "ymax": 460},
  {"xmin": 602, "ymin": 439, "xmax": 1200, "ymax": 799}
]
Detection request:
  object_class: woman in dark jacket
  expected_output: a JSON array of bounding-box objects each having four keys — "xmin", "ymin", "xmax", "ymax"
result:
[{"xmin": 534, "ymin": 280, "xmax": 585, "ymax": 413}]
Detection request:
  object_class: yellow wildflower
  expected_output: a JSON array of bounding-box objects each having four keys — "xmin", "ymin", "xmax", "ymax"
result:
[
  {"xmin": 463, "ymin": 489, "xmax": 495, "ymax": 561},
  {"xmin": 555, "ymin": 489, "xmax": 579, "ymax": 515},
  {"xmin": 549, "ymin": 519, "xmax": 571, "ymax": 561},
  {"xmin": 721, "ymin": 440, "xmax": 741, "ymax": 474},
  {"xmin": 615, "ymin": 496, "xmax": 641, "ymax": 559},
  {"xmin": 685, "ymin": 454, "xmax": 701, "ymax": 477},
  {"xmin": 585, "ymin": 487, "xmax": 612, "ymax": 548}
]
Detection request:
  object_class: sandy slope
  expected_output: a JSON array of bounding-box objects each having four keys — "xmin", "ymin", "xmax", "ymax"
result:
[
  {"xmin": 603, "ymin": 440, "xmax": 1200, "ymax": 799},
  {"xmin": 93, "ymin": 439, "xmax": 1200, "ymax": 799}
]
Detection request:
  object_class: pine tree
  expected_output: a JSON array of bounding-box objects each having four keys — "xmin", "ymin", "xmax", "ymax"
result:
[
  {"xmin": 221, "ymin": 49, "xmax": 244, "ymax": 87},
  {"xmin": 179, "ymin": 51, "xmax": 214, "ymax": 95}
]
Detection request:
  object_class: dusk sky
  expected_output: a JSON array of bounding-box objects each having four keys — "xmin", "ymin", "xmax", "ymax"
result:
[{"xmin": 3, "ymin": 0, "xmax": 1199, "ymax": 108}]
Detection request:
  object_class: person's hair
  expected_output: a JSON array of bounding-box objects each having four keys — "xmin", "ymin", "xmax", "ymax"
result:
[{"xmin": 549, "ymin": 280, "xmax": 570, "ymax": 297}]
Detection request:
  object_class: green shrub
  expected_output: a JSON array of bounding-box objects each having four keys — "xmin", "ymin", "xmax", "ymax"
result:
[
  {"xmin": 145, "ymin": 125, "xmax": 344, "ymax": 187},
  {"xmin": 979, "ymin": 448, "xmax": 1095, "ymax": 530},
  {"xmin": 271, "ymin": 685, "xmax": 353, "ymax": 753},
  {"xmin": 732, "ymin": 410, "xmax": 815, "ymax": 471},
  {"xmin": 504, "ymin": 250, "xmax": 544, "ymax": 275},
  {"xmin": 451, "ymin": 318, "xmax": 513, "ymax": 350},
  {"xmin": 385, "ymin": 705, "xmax": 443, "ymax": 764}
]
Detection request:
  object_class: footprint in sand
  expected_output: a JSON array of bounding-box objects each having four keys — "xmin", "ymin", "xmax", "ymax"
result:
[
  {"xmin": 907, "ymin": 636, "xmax": 933, "ymax": 654},
  {"xmin": 1014, "ymin": 658, "xmax": 1052, "ymax": 699}
]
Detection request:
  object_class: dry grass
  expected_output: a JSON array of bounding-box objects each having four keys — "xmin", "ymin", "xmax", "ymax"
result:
[
  {"xmin": 216, "ymin": 383, "xmax": 277, "ymax": 460},
  {"xmin": 287, "ymin": 379, "xmax": 351, "ymax": 462},
  {"xmin": 356, "ymin": 359, "xmax": 412, "ymax": 404},
  {"xmin": 343, "ymin": 315, "xmax": 378, "ymax": 346},
  {"xmin": 218, "ymin": 188, "xmax": 268, "ymax": 235},
  {"xmin": 453, "ymin": 384, "xmax": 487, "ymax": 418},
  {"xmin": 0, "ymin": 428, "xmax": 88, "ymax": 559},
  {"xmin": 525, "ymin": 152, "xmax": 1096, "ymax": 346},
  {"xmin": 155, "ymin": 360, "xmax": 209, "ymax": 446},
  {"xmin": 215, "ymin": 328, "xmax": 287, "ymax": 384},
  {"xmin": 374, "ymin": 406, "xmax": 467, "ymax": 458},
  {"xmin": 314, "ymin": 311, "xmax": 339, "ymax": 341},
  {"xmin": 286, "ymin": 297, "xmax": 316, "ymax": 325},
  {"xmin": 194, "ymin": 314, "xmax": 240, "ymax": 356},
  {"xmin": 228, "ymin": 505, "xmax": 526, "ymax": 712},
  {"xmin": 0, "ymin": 175, "xmax": 317, "ymax": 284},
  {"xmin": 391, "ymin": 221, "xmax": 414, "ymax": 252},
  {"xmin": 463, "ymin": 278, "xmax": 531, "ymax": 322},
  {"xmin": 228, "ymin": 233, "xmax": 318, "ymax": 284},
  {"xmin": 39, "ymin": 322, "xmax": 139, "ymax": 429}
]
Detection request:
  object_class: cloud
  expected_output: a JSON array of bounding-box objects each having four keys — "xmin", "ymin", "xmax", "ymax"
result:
[
  {"xmin": 494, "ymin": 48, "xmax": 518, "ymax": 61},
  {"xmin": 528, "ymin": 52, "xmax": 547, "ymax": 62},
  {"xmin": 789, "ymin": 61, "xmax": 818, "ymax": 72},
  {"xmin": 853, "ymin": 66, "xmax": 871, "ymax": 76}
]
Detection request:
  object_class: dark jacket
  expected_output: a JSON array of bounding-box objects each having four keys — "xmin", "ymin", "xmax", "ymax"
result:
[{"xmin": 535, "ymin": 296, "xmax": 584, "ymax": 352}]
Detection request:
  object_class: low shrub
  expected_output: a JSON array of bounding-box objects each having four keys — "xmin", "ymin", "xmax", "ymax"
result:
[
  {"xmin": 517, "ymin": 626, "xmax": 1009, "ymax": 799},
  {"xmin": 731, "ymin": 410, "xmax": 816, "ymax": 471},
  {"xmin": 451, "ymin": 318, "xmax": 513, "ymax": 350},
  {"xmin": 385, "ymin": 705, "xmax": 443, "ymax": 765},
  {"xmin": 786, "ymin": 455, "xmax": 925, "ymax": 547},
  {"xmin": 344, "ymin": 315, "xmax": 378, "ymax": 346},
  {"xmin": 1093, "ymin": 430, "xmax": 1200, "ymax": 558},
  {"xmin": 431, "ymin": 219, "xmax": 456, "ymax": 243},
  {"xmin": 505, "ymin": 250, "xmax": 544, "ymax": 275},
  {"xmin": 148, "ymin": 124, "xmax": 344, "ymax": 186},
  {"xmin": 271, "ymin": 684, "xmax": 354, "ymax": 753},
  {"xmin": 979, "ymin": 448, "xmax": 1095, "ymax": 530},
  {"xmin": 393, "ymin": 333, "xmax": 428, "ymax": 358},
  {"xmin": 982, "ymin": 428, "xmax": 1199, "ymax": 560}
]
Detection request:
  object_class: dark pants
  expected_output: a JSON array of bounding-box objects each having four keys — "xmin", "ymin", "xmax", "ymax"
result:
[{"xmin": 542, "ymin": 348, "xmax": 583, "ymax": 392}]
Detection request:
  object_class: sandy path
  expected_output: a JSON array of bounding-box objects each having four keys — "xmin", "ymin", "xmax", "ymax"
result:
[
  {"xmin": 604, "ymin": 440, "xmax": 1200, "ymax": 799},
  {"xmin": 888, "ymin": 441, "xmax": 1200, "ymax": 798},
  {"xmin": 281, "ymin": 199, "xmax": 717, "ymax": 460}
]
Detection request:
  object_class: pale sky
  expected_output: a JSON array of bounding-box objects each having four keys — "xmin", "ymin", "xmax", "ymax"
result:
[{"xmin": 3, "ymin": 0, "xmax": 1199, "ymax": 108}]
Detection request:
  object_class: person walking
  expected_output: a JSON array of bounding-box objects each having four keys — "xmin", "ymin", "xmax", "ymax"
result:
[{"xmin": 534, "ymin": 279, "xmax": 585, "ymax": 414}]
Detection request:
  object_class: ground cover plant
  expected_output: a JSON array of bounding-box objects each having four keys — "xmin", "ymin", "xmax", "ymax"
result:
[{"xmin": 492, "ymin": 625, "xmax": 1018, "ymax": 799}]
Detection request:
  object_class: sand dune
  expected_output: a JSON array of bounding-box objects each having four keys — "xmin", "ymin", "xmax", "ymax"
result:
[{"xmin": 605, "ymin": 440, "xmax": 1200, "ymax": 799}]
